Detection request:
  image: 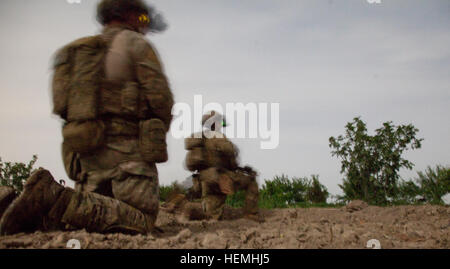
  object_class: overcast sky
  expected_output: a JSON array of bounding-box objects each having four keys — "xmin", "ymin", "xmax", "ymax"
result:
[{"xmin": 0, "ymin": 0, "xmax": 449, "ymax": 196}]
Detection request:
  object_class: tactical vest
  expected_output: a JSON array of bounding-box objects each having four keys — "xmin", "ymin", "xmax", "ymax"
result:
[
  {"xmin": 52, "ymin": 31, "xmax": 167, "ymax": 163},
  {"xmin": 184, "ymin": 132, "xmax": 238, "ymax": 172}
]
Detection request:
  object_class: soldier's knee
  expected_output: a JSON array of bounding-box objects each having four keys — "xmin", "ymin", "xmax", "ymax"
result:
[{"xmin": 112, "ymin": 175, "xmax": 159, "ymax": 216}]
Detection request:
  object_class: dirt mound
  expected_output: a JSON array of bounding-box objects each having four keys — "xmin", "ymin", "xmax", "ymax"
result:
[{"xmin": 0, "ymin": 204, "xmax": 448, "ymax": 249}]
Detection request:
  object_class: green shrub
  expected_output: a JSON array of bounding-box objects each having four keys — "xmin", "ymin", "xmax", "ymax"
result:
[
  {"xmin": 329, "ymin": 117, "xmax": 423, "ymax": 205},
  {"xmin": 396, "ymin": 179, "xmax": 422, "ymax": 204},
  {"xmin": 415, "ymin": 165, "xmax": 449, "ymax": 204},
  {"xmin": 0, "ymin": 155, "xmax": 38, "ymax": 194},
  {"xmin": 383, "ymin": 165, "xmax": 449, "ymax": 205},
  {"xmin": 306, "ymin": 175, "xmax": 329, "ymax": 203},
  {"xmin": 159, "ymin": 182, "xmax": 186, "ymax": 202},
  {"xmin": 226, "ymin": 190, "xmax": 246, "ymax": 208},
  {"xmin": 259, "ymin": 175, "xmax": 309, "ymax": 208},
  {"xmin": 225, "ymin": 174, "xmax": 331, "ymax": 209},
  {"xmin": 163, "ymin": 175, "xmax": 333, "ymax": 209}
]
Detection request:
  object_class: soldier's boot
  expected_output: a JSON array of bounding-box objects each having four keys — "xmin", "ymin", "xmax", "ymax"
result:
[
  {"xmin": 56, "ymin": 190, "xmax": 152, "ymax": 235},
  {"xmin": 0, "ymin": 169, "xmax": 65, "ymax": 235},
  {"xmin": 0, "ymin": 186, "xmax": 17, "ymax": 221},
  {"xmin": 0, "ymin": 169, "xmax": 154, "ymax": 236}
]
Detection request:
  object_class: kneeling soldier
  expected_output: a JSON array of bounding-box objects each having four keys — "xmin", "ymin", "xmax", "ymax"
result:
[{"xmin": 182, "ymin": 111, "xmax": 263, "ymax": 222}]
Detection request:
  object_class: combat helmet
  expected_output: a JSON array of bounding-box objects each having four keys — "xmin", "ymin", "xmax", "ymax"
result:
[{"xmin": 96, "ymin": 0, "xmax": 167, "ymax": 32}]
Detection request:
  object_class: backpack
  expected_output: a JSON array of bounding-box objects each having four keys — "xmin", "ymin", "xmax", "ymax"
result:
[
  {"xmin": 52, "ymin": 35, "xmax": 110, "ymax": 153},
  {"xmin": 184, "ymin": 134, "xmax": 238, "ymax": 172}
]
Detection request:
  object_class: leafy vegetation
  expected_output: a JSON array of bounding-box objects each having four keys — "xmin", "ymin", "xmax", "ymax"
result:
[
  {"xmin": 259, "ymin": 175, "xmax": 309, "ymax": 208},
  {"xmin": 306, "ymin": 175, "xmax": 329, "ymax": 204},
  {"xmin": 396, "ymin": 165, "xmax": 450, "ymax": 205},
  {"xmin": 159, "ymin": 182, "xmax": 186, "ymax": 202},
  {"xmin": 0, "ymin": 155, "xmax": 38, "ymax": 194},
  {"xmin": 257, "ymin": 174, "xmax": 330, "ymax": 208},
  {"xmin": 415, "ymin": 165, "xmax": 450, "ymax": 204},
  {"xmin": 160, "ymin": 174, "xmax": 332, "ymax": 209},
  {"xmin": 329, "ymin": 117, "xmax": 423, "ymax": 204},
  {"xmin": 2, "ymin": 122, "xmax": 448, "ymax": 210},
  {"xmin": 160, "ymin": 118, "xmax": 447, "ymax": 208}
]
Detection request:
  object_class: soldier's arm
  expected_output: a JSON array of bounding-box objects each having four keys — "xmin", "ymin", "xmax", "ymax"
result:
[{"xmin": 128, "ymin": 32, "xmax": 174, "ymax": 131}]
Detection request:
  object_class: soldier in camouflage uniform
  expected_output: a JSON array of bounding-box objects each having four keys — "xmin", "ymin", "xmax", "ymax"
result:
[
  {"xmin": 182, "ymin": 111, "xmax": 263, "ymax": 222},
  {"xmin": 0, "ymin": 0, "xmax": 173, "ymax": 235},
  {"xmin": 0, "ymin": 187, "xmax": 16, "ymax": 221}
]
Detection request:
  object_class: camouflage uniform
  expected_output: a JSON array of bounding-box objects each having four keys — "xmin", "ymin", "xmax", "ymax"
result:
[
  {"xmin": 0, "ymin": 2, "xmax": 174, "ymax": 235},
  {"xmin": 62, "ymin": 25, "xmax": 173, "ymax": 229},
  {"xmin": 184, "ymin": 113, "xmax": 260, "ymax": 220},
  {"xmin": 0, "ymin": 187, "xmax": 16, "ymax": 221}
]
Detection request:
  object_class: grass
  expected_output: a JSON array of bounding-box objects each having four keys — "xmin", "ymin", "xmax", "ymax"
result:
[{"xmin": 225, "ymin": 190, "xmax": 344, "ymax": 209}]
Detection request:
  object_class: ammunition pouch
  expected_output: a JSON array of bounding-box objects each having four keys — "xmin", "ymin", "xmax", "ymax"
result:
[
  {"xmin": 139, "ymin": 118, "xmax": 168, "ymax": 163},
  {"xmin": 185, "ymin": 137, "xmax": 239, "ymax": 172},
  {"xmin": 62, "ymin": 120, "xmax": 105, "ymax": 153},
  {"xmin": 185, "ymin": 147, "xmax": 208, "ymax": 172},
  {"xmin": 218, "ymin": 173, "xmax": 235, "ymax": 195}
]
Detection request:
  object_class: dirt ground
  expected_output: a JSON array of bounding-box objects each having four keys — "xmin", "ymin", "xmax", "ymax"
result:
[{"xmin": 0, "ymin": 201, "xmax": 448, "ymax": 249}]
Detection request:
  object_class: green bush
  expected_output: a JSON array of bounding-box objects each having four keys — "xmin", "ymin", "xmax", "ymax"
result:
[
  {"xmin": 306, "ymin": 175, "xmax": 329, "ymax": 203},
  {"xmin": 396, "ymin": 180, "xmax": 422, "ymax": 204},
  {"xmin": 386, "ymin": 165, "xmax": 449, "ymax": 205},
  {"xmin": 259, "ymin": 175, "xmax": 309, "ymax": 208},
  {"xmin": 415, "ymin": 165, "xmax": 449, "ymax": 204},
  {"xmin": 159, "ymin": 182, "xmax": 186, "ymax": 202},
  {"xmin": 226, "ymin": 174, "xmax": 330, "ymax": 209},
  {"xmin": 329, "ymin": 117, "xmax": 423, "ymax": 205},
  {"xmin": 226, "ymin": 190, "xmax": 246, "ymax": 208},
  {"xmin": 0, "ymin": 155, "xmax": 38, "ymax": 194}
]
